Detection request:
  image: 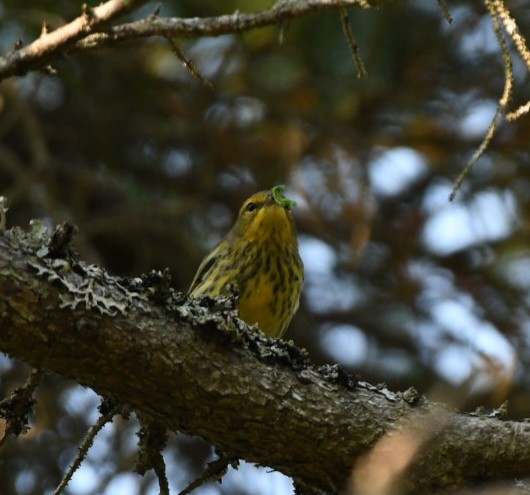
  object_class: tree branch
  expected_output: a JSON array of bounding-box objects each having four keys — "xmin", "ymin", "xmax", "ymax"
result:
[
  {"xmin": 0, "ymin": 0, "xmax": 383, "ymax": 81},
  {"xmin": 1, "ymin": 223, "xmax": 530, "ymax": 493},
  {"xmin": 0, "ymin": 0, "xmax": 150, "ymax": 80}
]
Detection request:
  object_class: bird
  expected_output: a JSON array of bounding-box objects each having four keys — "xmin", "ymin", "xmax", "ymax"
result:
[{"xmin": 188, "ymin": 185, "xmax": 304, "ymax": 338}]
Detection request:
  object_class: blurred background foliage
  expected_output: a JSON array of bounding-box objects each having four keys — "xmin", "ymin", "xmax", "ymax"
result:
[{"xmin": 2, "ymin": 0, "xmax": 530, "ymax": 494}]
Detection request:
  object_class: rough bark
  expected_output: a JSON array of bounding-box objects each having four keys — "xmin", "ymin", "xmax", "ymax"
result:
[{"xmin": 0, "ymin": 223, "xmax": 530, "ymax": 493}]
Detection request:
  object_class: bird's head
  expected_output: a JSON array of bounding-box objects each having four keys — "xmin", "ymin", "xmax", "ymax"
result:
[{"xmin": 230, "ymin": 186, "xmax": 298, "ymax": 245}]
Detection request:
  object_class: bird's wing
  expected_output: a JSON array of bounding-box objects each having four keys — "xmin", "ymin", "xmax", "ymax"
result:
[{"xmin": 188, "ymin": 248, "xmax": 220, "ymax": 294}]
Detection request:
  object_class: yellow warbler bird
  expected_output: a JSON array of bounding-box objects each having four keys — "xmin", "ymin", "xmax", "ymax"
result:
[{"xmin": 189, "ymin": 185, "xmax": 304, "ymax": 338}]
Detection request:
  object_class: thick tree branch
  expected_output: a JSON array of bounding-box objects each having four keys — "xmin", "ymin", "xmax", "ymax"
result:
[
  {"xmin": 0, "ymin": 0, "xmax": 383, "ymax": 81},
  {"xmin": 0, "ymin": 0, "xmax": 149, "ymax": 80},
  {"xmin": 1, "ymin": 224, "xmax": 530, "ymax": 493}
]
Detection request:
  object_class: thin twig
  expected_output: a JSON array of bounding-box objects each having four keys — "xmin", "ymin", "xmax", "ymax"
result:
[
  {"xmin": 506, "ymin": 100, "xmax": 530, "ymax": 121},
  {"xmin": 339, "ymin": 7, "xmax": 367, "ymax": 79},
  {"xmin": 166, "ymin": 37, "xmax": 214, "ymax": 90},
  {"xmin": 450, "ymin": 4, "xmax": 513, "ymax": 201},
  {"xmin": 154, "ymin": 452, "xmax": 170, "ymax": 495},
  {"xmin": 437, "ymin": 0, "xmax": 453, "ymax": 24},
  {"xmin": 178, "ymin": 453, "xmax": 239, "ymax": 495},
  {"xmin": 491, "ymin": 0, "xmax": 530, "ymax": 122},
  {"xmin": 53, "ymin": 403, "xmax": 121, "ymax": 495},
  {"xmin": 135, "ymin": 420, "xmax": 169, "ymax": 494},
  {"xmin": 149, "ymin": 3, "xmax": 162, "ymax": 19},
  {"xmin": 491, "ymin": 0, "xmax": 530, "ymax": 71}
]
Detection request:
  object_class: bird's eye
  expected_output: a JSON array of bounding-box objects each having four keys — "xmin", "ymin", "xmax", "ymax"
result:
[{"xmin": 245, "ymin": 202, "xmax": 257, "ymax": 213}]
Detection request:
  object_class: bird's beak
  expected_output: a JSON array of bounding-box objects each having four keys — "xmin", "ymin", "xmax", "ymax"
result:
[{"xmin": 264, "ymin": 194, "xmax": 276, "ymax": 207}]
